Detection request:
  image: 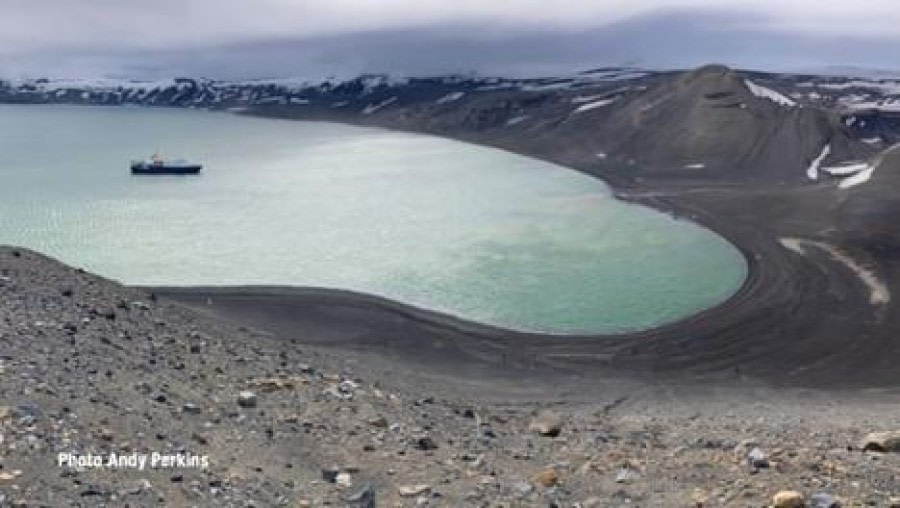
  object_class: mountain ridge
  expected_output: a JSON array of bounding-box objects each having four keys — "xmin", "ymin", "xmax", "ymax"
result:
[{"xmin": 2, "ymin": 65, "xmax": 898, "ymax": 189}]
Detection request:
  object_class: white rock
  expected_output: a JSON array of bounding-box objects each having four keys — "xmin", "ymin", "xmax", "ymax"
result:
[{"xmin": 398, "ymin": 484, "xmax": 431, "ymax": 497}]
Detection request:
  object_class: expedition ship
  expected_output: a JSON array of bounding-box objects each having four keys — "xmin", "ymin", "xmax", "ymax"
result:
[{"xmin": 131, "ymin": 153, "xmax": 202, "ymax": 175}]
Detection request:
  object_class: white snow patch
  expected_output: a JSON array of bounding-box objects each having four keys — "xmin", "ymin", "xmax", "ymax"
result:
[
  {"xmin": 17, "ymin": 77, "xmax": 179, "ymax": 93},
  {"xmin": 519, "ymin": 80, "xmax": 575, "ymax": 92},
  {"xmin": 475, "ymin": 83, "xmax": 515, "ymax": 92},
  {"xmin": 361, "ymin": 96, "xmax": 397, "ymax": 115},
  {"xmin": 572, "ymin": 98, "xmax": 617, "ymax": 114},
  {"xmin": 358, "ymin": 75, "xmax": 408, "ymax": 94},
  {"xmin": 805, "ymin": 79, "xmax": 900, "ymax": 95},
  {"xmin": 780, "ymin": 238, "xmax": 889, "ymax": 305},
  {"xmin": 744, "ymin": 79, "xmax": 797, "ymax": 107},
  {"xmin": 683, "ymin": 163, "xmax": 706, "ymax": 169},
  {"xmin": 844, "ymin": 116, "xmax": 857, "ymax": 126},
  {"xmin": 838, "ymin": 167, "xmax": 875, "ymax": 188},
  {"xmin": 841, "ymin": 98, "xmax": 900, "ymax": 112},
  {"xmin": 224, "ymin": 77, "xmax": 314, "ymax": 91},
  {"xmin": 436, "ymin": 92, "xmax": 465, "ymax": 104},
  {"xmin": 862, "ymin": 137, "xmax": 883, "ymax": 145},
  {"xmin": 505, "ymin": 115, "xmax": 528, "ymax": 126},
  {"xmin": 289, "ymin": 97, "xmax": 310, "ymax": 105},
  {"xmin": 579, "ymin": 69, "xmax": 649, "ymax": 81},
  {"xmin": 823, "ymin": 161, "xmax": 871, "ymax": 176},
  {"xmin": 571, "ymin": 93, "xmax": 613, "ymax": 104},
  {"xmin": 806, "ymin": 144, "xmax": 831, "ymax": 180},
  {"xmin": 596, "ymin": 152, "xmax": 607, "ymax": 159},
  {"xmin": 779, "ymin": 238, "xmax": 806, "ymax": 255}
]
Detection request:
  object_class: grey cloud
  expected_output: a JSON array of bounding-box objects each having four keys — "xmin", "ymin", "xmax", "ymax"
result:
[{"xmin": 1, "ymin": 8, "xmax": 898, "ymax": 78}]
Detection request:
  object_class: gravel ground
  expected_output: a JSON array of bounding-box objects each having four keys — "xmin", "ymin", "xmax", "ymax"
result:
[{"xmin": 2, "ymin": 246, "xmax": 900, "ymax": 507}]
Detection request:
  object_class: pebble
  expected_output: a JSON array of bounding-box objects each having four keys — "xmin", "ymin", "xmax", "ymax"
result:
[
  {"xmin": 336, "ymin": 472, "xmax": 352, "ymax": 487},
  {"xmin": 860, "ymin": 430, "xmax": 900, "ymax": 452},
  {"xmin": 809, "ymin": 492, "xmax": 841, "ymax": 508},
  {"xmin": 346, "ymin": 484, "xmax": 376, "ymax": 508},
  {"xmin": 322, "ymin": 467, "xmax": 340, "ymax": 483},
  {"xmin": 747, "ymin": 447, "xmax": 769, "ymax": 471},
  {"xmin": 691, "ymin": 488, "xmax": 709, "ymax": 506},
  {"xmin": 615, "ymin": 466, "xmax": 640, "ymax": 484},
  {"xmin": 772, "ymin": 490, "xmax": 805, "ymax": 508},
  {"xmin": 532, "ymin": 468, "xmax": 559, "ymax": 488},
  {"xmin": 414, "ymin": 436, "xmax": 439, "ymax": 450},
  {"xmin": 398, "ymin": 484, "xmax": 431, "ymax": 497},
  {"xmin": 528, "ymin": 410, "xmax": 563, "ymax": 437},
  {"xmin": 237, "ymin": 391, "xmax": 258, "ymax": 408}
]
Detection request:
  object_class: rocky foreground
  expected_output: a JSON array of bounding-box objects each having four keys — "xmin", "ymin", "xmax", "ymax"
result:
[{"xmin": 1, "ymin": 246, "xmax": 899, "ymax": 507}]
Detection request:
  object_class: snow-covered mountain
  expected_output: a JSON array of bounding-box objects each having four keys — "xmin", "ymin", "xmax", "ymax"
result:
[
  {"xmin": 3, "ymin": 67, "xmax": 898, "ymax": 114},
  {"xmin": 2, "ymin": 66, "xmax": 898, "ymax": 188},
  {"xmin": 0, "ymin": 69, "xmax": 652, "ymax": 110}
]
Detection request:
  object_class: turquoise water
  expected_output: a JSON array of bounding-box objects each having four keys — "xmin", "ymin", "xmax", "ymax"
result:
[{"xmin": 0, "ymin": 104, "xmax": 746, "ymax": 334}]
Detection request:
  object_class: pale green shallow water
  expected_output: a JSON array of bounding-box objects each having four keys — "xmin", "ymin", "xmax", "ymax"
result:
[{"xmin": 0, "ymin": 104, "xmax": 746, "ymax": 334}]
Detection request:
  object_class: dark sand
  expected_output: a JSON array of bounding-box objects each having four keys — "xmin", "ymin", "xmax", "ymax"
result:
[
  {"xmin": 156, "ymin": 67, "xmax": 900, "ymax": 391},
  {"xmin": 154, "ymin": 148, "xmax": 900, "ymax": 391}
]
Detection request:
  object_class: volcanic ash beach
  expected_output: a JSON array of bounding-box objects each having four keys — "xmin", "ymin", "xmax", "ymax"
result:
[{"xmin": 1, "ymin": 246, "xmax": 900, "ymax": 506}]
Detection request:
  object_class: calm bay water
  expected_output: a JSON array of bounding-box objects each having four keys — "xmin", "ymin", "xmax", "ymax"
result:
[{"xmin": 0, "ymin": 105, "xmax": 746, "ymax": 333}]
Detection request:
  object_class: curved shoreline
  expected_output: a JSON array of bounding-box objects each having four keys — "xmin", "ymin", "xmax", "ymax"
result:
[
  {"xmin": 141, "ymin": 190, "xmax": 759, "ymax": 344},
  {"xmin": 1, "ymin": 104, "xmax": 890, "ymax": 388},
  {"xmin": 149, "ymin": 205, "xmax": 772, "ymax": 383},
  {"xmin": 146, "ymin": 113, "xmax": 900, "ymax": 389},
  {"xmin": 149, "ymin": 183, "xmax": 879, "ymax": 387}
]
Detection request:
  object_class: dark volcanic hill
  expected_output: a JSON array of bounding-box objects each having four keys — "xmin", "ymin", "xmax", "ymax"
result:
[{"xmin": 553, "ymin": 65, "xmax": 870, "ymax": 181}]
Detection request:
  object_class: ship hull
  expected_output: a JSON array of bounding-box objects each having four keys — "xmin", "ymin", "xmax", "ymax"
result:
[{"xmin": 131, "ymin": 163, "xmax": 202, "ymax": 175}]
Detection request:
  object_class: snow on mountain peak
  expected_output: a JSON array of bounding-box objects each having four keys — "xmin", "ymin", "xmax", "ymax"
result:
[{"xmin": 744, "ymin": 79, "xmax": 797, "ymax": 107}]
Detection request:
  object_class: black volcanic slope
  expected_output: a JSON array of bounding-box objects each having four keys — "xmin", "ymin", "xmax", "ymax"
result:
[
  {"xmin": 4, "ymin": 65, "xmax": 900, "ymax": 388},
  {"xmin": 233, "ymin": 66, "xmax": 881, "ymax": 184},
  {"xmin": 562, "ymin": 65, "xmax": 869, "ymax": 180}
]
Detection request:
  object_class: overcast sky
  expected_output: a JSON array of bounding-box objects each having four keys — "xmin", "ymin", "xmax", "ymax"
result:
[{"xmin": 1, "ymin": 0, "xmax": 898, "ymax": 78}]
